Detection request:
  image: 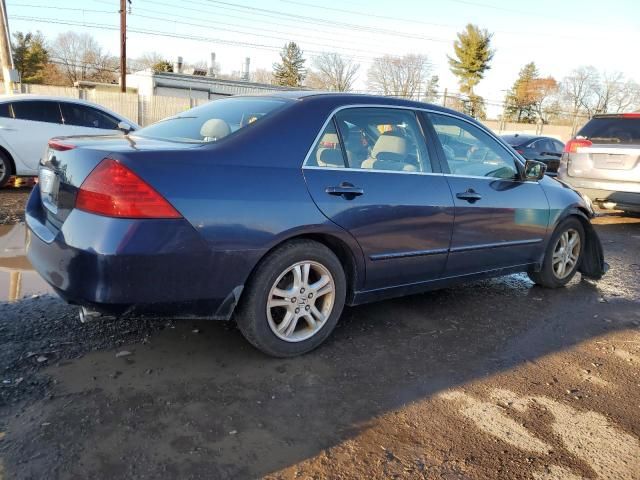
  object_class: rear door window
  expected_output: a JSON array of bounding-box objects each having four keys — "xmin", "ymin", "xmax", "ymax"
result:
[
  {"xmin": 577, "ymin": 117, "xmax": 640, "ymax": 145},
  {"xmin": 334, "ymin": 108, "xmax": 432, "ymax": 172},
  {"xmin": 307, "ymin": 120, "xmax": 346, "ymax": 168},
  {"xmin": 60, "ymin": 103, "xmax": 121, "ymax": 130},
  {"xmin": 12, "ymin": 101, "xmax": 62, "ymax": 124}
]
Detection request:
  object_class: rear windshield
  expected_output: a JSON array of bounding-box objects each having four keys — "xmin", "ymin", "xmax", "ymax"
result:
[
  {"xmin": 134, "ymin": 97, "xmax": 289, "ymax": 143},
  {"xmin": 500, "ymin": 135, "xmax": 532, "ymax": 146},
  {"xmin": 577, "ymin": 117, "xmax": 640, "ymax": 145}
]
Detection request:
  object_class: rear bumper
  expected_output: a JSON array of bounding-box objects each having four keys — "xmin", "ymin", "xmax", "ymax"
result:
[
  {"xmin": 558, "ymin": 176, "xmax": 640, "ymax": 212},
  {"xmin": 574, "ymin": 188, "xmax": 640, "ymax": 212},
  {"xmin": 25, "ymin": 188, "xmax": 254, "ymax": 319}
]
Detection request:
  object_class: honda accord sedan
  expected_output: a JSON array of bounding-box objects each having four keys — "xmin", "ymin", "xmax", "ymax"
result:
[{"xmin": 26, "ymin": 93, "xmax": 607, "ymax": 357}]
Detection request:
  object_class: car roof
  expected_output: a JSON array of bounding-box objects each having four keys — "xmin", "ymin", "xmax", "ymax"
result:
[
  {"xmin": 237, "ymin": 91, "xmax": 466, "ymax": 117},
  {"xmin": 0, "ymin": 94, "xmax": 139, "ymax": 127}
]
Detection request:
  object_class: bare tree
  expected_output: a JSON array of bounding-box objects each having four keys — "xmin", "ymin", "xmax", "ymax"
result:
[
  {"xmin": 307, "ymin": 52, "xmax": 359, "ymax": 91},
  {"xmin": 367, "ymin": 54, "xmax": 431, "ymax": 99},
  {"xmin": 135, "ymin": 51, "xmax": 165, "ymax": 71},
  {"xmin": 50, "ymin": 32, "xmax": 117, "ymax": 85},
  {"xmin": 610, "ymin": 79, "xmax": 640, "ymax": 113},
  {"xmin": 251, "ymin": 68, "xmax": 273, "ymax": 84},
  {"xmin": 561, "ymin": 66, "xmax": 600, "ymax": 117}
]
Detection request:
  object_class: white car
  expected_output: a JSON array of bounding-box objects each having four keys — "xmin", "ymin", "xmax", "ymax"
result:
[{"xmin": 0, "ymin": 95, "xmax": 139, "ymax": 186}]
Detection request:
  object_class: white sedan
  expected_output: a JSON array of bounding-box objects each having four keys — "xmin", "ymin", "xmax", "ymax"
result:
[{"xmin": 0, "ymin": 95, "xmax": 139, "ymax": 186}]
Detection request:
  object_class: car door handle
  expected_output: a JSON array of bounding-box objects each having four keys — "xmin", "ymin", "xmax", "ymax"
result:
[
  {"xmin": 325, "ymin": 183, "xmax": 364, "ymax": 199},
  {"xmin": 456, "ymin": 189, "xmax": 482, "ymax": 203}
]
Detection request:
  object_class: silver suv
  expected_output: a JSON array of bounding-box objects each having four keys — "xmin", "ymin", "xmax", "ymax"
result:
[{"xmin": 558, "ymin": 113, "xmax": 640, "ymax": 214}]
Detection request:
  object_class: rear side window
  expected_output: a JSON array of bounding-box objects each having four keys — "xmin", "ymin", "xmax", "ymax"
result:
[
  {"xmin": 135, "ymin": 97, "xmax": 288, "ymax": 143},
  {"xmin": 307, "ymin": 120, "xmax": 346, "ymax": 168},
  {"xmin": 0, "ymin": 103, "xmax": 12, "ymax": 118},
  {"xmin": 12, "ymin": 100, "xmax": 62, "ymax": 123},
  {"xmin": 60, "ymin": 103, "xmax": 120, "ymax": 130},
  {"xmin": 578, "ymin": 117, "xmax": 640, "ymax": 145}
]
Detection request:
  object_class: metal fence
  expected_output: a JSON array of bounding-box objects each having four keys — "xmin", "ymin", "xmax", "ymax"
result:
[{"xmin": 18, "ymin": 84, "xmax": 580, "ymax": 140}]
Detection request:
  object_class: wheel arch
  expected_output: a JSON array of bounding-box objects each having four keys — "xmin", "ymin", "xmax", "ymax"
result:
[
  {"xmin": 549, "ymin": 206, "xmax": 607, "ymax": 280},
  {"xmin": 245, "ymin": 231, "xmax": 364, "ymax": 306},
  {"xmin": 0, "ymin": 144, "xmax": 16, "ymax": 175}
]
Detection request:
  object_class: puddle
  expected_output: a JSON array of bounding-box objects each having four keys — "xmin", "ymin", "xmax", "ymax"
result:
[{"xmin": 0, "ymin": 223, "xmax": 52, "ymax": 302}]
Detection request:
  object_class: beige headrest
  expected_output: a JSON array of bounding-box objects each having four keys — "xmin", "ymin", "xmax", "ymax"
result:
[
  {"xmin": 200, "ymin": 119, "xmax": 231, "ymax": 141},
  {"xmin": 319, "ymin": 132, "xmax": 339, "ymax": 148},
  {"xmin": 371, "ymin": 134, "xmax": 408, "ymax": 159},
  {"xmin": 316, "ymin": 148, "xmax": 344, "ymax": 167}
]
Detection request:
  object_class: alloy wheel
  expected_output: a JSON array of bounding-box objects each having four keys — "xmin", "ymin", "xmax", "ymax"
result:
[
  {"xmin": 551, "ymin": 228, "xmax": 581, "ymax": 279},
  {"xmin": 266, "ymin": 261, "xmax": 335, "ymax": 342}
]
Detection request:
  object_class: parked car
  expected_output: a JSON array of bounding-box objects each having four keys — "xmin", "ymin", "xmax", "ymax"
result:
[
  {"xmin": 0, "ymin": 95, "xmax": 139, "ymax": 187},
  {"xmin": 501, "ymin": 134, "xmax": 564, "ymax": 175},
  {"xmin": 558, "ymin": 113, "xmax": 640, "ymax": 214},
  {"xmin": 26, "ymin": 93, "xmax": 607, "ymax": 357}
]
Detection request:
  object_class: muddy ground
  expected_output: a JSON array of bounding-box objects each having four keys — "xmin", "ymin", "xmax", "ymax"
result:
[{"xmin": 0, "ymin": 188, "xmax": 639, "ymax": 479}]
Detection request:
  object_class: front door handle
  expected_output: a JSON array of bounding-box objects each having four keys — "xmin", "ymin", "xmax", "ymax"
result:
[
  {"xmin": 325, "ymin": 183, "xmax": 364, "ymax": 199},
  {"xmin": 456, "ymin": 189, "xmax": 482, "ymax": 203}
]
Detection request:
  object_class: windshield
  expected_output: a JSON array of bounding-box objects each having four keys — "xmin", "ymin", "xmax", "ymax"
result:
[{"xmin": 134, "ymin": 97, "xmax": 289, "ymax": 143}]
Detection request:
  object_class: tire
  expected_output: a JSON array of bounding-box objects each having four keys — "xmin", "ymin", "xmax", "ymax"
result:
[
  {"xmin": 0, "ymin": 152, "xmax": 11, "ymax": 188},
  {"xmin": 528, "ymin": 217, "xmax": 585, "ymax": 288},
  {"xmin": 235, "ymin": 239, "xmax": 346, "ymax": 357}
]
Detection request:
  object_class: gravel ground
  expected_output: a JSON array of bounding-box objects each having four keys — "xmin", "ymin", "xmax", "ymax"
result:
[
  {"xmin": 0, "ymin": 188, "xmax": 639, "ymax": 479},
  {"xmin": 0, "ymin": 188, "xmax": 30, "ymax": 225}
]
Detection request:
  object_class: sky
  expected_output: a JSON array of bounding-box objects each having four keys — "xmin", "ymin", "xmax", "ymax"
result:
[{"xmin": 5, "ymin": 0, "xmax": 640, "ymax": 116}]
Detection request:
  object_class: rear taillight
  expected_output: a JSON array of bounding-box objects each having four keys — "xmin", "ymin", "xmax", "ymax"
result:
[
  {"xmin": 76, "ymin": 159, "xmax": 182, "ymax": 219},
  {"xmin": 48, "ymin": 139, "xmax": 75, "ymax": 151},
  {"xmin": 563, "ymin": 138, "xmax": 592, "ymax": 153}
]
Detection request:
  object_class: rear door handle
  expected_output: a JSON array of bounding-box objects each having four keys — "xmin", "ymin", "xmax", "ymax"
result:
[
  {"xmin": 325, "ymin": 183, "xmax": 364, "ymax": 199},
  {"xmin": 456, "ymin": 189, "xmax": 482, "ymax": 203}
]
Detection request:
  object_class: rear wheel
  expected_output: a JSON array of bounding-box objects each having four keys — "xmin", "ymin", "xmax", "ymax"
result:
[
  {"xmin": 0, "ymin": 152, "xmax": 11, "ymax": 187},
  {"xmin": 529, "ymin": 217, "xmax": 584, "ymax": 288},
  {"xmin": 235, "ymin": 239, "xmax": 346, "ymax": 357}
]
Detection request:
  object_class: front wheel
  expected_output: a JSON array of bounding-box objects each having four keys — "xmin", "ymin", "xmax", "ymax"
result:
[
  {"xmin": 529, "ymin": 217, "xmax": 585, "ymax": 288},
  {"xmin": 235, "ymin": 240, "xmax": 346, "ymax": 357}
]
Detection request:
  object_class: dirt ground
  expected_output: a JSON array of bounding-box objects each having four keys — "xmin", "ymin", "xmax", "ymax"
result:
[{"xmin": 0, "ymin": 188, "xmax": 639, "ymax": 479}]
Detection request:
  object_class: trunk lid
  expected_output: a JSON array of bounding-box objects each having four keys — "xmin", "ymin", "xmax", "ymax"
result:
[{"xmin": 38, "ymin": 134, "xmax": 203, "ymax": 227}]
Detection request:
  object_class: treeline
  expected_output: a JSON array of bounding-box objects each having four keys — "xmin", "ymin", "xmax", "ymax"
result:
[{"xmin": 9, "ymin": 27, "xmax": 640, "ymax": 122}]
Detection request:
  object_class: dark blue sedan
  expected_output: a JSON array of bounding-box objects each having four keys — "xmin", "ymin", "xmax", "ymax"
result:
[{"xmin": 26, "ymin": 93, "xmax": 606, "ymax": 357}]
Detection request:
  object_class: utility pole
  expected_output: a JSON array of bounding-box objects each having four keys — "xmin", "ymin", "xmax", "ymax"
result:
[
  {"xmin": 442, "ymin": 88, "xmax": 447, "ymax": 108},
  {"xmin": 0, "ymin": 0, "xmax": 16, "ymax": 94},
  {"xmin": 119, "ymin": 0, "xmax": 129, "ymax": 93}
]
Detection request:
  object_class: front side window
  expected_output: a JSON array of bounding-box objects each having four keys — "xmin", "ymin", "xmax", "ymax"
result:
[
  {"xmin": 135, "ymin": 97, "xmax": 289, "ymax": 143},
  {"xmin": 12, "ymin": 100, "xmax": 62, "ymax": 124},
  {"xmin": 0, "ymin": 103, "xmax": 12, "ymax": 118},
  {"xmin": 334, "ymin": 108, "xmax": 431, "ymax": 172},
  {"xmin": 428, "ymin": 113, "xmax": 519, "ymax": 179},
  {"xmin": 61, "ymin": 103, "xmax": 120, "ymax": 130}
]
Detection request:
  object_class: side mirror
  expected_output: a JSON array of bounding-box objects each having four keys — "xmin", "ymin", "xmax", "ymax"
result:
[
  {"xmin": 117, "ymin": 121, "xmax": 133, "ymax": 134},
  {"xmin": 523, "ymin": 160, "xmax": 547, "ymax": 181}
]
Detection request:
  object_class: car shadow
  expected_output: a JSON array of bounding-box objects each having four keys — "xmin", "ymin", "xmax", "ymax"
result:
[{"xmin": 1, "ymin": 219, "xmax": 638, "ymax": 479}]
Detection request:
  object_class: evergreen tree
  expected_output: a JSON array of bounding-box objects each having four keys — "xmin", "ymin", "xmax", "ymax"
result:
[
  {"xmin": 423, "ymin": 75, "xmax": 440, "ymax": 103},
  {"xmin": 152, "ymin": 60, "xmax": 173, "ymax": 73},
  {"xmin": 505, "ymin": 62, "xmax": 539, "ymax": 122},
  {"xmin": 448, "ymin": 24, "xmax": 494, "ymax": 118},
  {"xmin": 273, "ymin": 42, "xmax": 306, "ymax": 87},
  {"xmin": 12, "ymin": 31, "xmax": 48, "ymax": 84}
]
